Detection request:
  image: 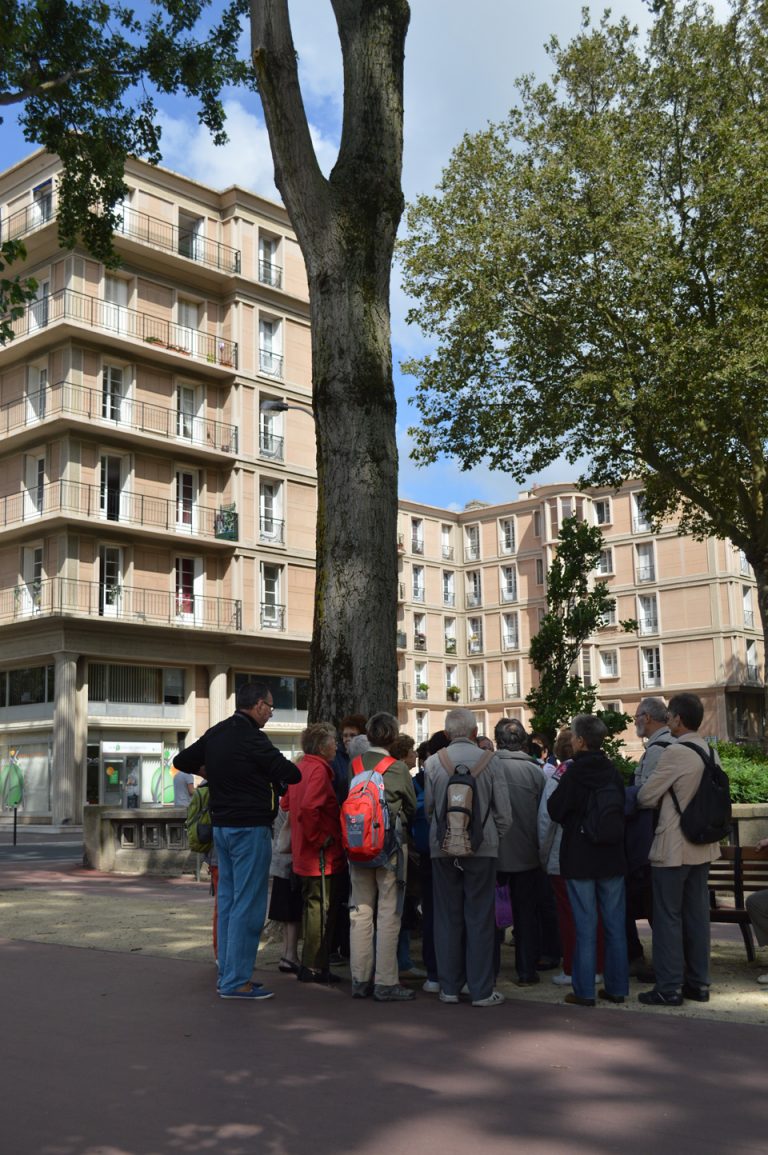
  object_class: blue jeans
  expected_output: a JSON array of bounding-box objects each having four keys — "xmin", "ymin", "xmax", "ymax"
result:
[
  {"xmin": 215, "ymin": 826, "xmax": 272, "ymax": 993},
  {"xmin": 566, "ymin": 876, "xmax": 628, "ymax": 1000}
]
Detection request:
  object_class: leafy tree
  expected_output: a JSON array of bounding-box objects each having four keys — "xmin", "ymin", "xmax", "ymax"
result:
[
  {"xmin": 2, "ymin": 0, "xmax": 409, "ymax": 722},
  {"xmin": 525, "ymin": 517, "xmax": 633, "ymax": 758},
  {"xmin": 401, "ymin": 0, "xmax": 768, "ymax": 722}
]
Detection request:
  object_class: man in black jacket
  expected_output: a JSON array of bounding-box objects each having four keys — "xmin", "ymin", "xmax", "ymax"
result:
[
  {"xmin": 174, "ymin": 682, "xmax": 301, "ymax": 1000},
  {"xmin": 547, "ymin": 714, "xmax": 628, "ymax": 1007}
]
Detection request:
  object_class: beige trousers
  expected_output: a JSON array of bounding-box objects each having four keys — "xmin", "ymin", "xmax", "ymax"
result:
[{"xmin": 349, "ymin": 855, "xmax": 406, "ymax": 987}]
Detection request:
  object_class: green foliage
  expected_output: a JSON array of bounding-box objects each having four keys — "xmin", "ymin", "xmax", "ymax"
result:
[
  {"xmin": 0, "ymin": 0, "xmax": 254, "ymax": 329},
  {"xmin": 400, "ymin": 1, "xmax": 768, "ymax": 592},
  {"xmin": 0, "ymin": 240, "xmax": 36, "ymax": 344},
  {"xmin": 713, "ymin": 741, "xmax": 768, "ymax": 803},
  {"xmin": 526, "ymin": 516, "xmax": 633, "ymax": 740}
]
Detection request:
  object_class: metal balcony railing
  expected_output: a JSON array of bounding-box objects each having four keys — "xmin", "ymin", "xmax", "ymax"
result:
[
  {"xmin": 258, "ymin": 431, "xmax": 284, "ymax": 460},
  {"xmin": 0, "ymin": 577, "xmax": 241, "ymax": 631},
  {"xmin": 466, "ymin": 593, "xmax": 482, "ymax": 608},
  {"xmin": 469, "ymin": 686, "xmax": 485, "ymax": 702},
  {"xmin": 258, "ymin": 258, "xmax": 283, "ymax": 288},
  {"xmin": 7, "ymin": 288, "xmax": 238, "ymax": 369},
  {"xmin": 464, "ymin": 545, "xmax": 480, "ymax": 561},
  {"xmin": 1, "ymin": 197, "xmax": 56, "ymax": 242},
  {"xmin": 745, "ymin": 609, "xmax": 755, "ymax": 629},
  {"xmin": 501, "ymin": 587, "xmax": 518, "ymax": 603},
  {"xmin": 411, "ymin": 538, "xmax": 424, "ymax": 555},
  {"xmin": 412, "ymin": 587, "xmax": 425, "ymax": 603},
  {"xmin": 444, "ymin": 638, "xmax": 457, "ymax": 654},
  {"xmin": 637, "ymin": 563, "xmax": 656, "ymax": 583},
  {"xmin": 0, "ymin": 379, "xmax": 238, "ymax": 453},
  {"xmin": 413, "ymin": 635, "xmax": 427, "ymax": 651},
  {"xmin": 396, "ymin": 631, "xmax": 407, "ymax": 649},
  {"xmin": 415, "ymin": 686, "xmax": 428, "ymax": 700},
  {"xmin": 442, "ymin": 545, "xmax": 454, "ymax": 560},
  {"xmin": 116, "ymin": 206, "xmax": 241, "ymax": 273},
  {"xmin": 400, "ymin": 682, "xmax": 411, "ymax": 700},
  {"xmin": 443, "ymin": 591, "xmax": 456, "ymax": 607},
  {"xmin": 642, "ymin": 671, "xmax": 662, "ymax": 688},
  {"xmin": 397, "ymin": 582, "xmax": 406, "ymax": 602},
  {"xmin": 259, "ymin": 517, "xmax": 285, "ymax": 544},
  {"xmin": 638, "ymin": 616, "xmax": 659, "ymax": 636},
  {"xmin": 0, "ymin": 479, "xmax": 238, "ymax": 542},
  {"xmin": 502, "ymin": 633, "xmax": 519, "ymax": 650},
  {"xmin": 259, "ymin": 348, "xmax": 284, "ymax": 377},
  {"xmin": 633, "ymin": 516, "xmax": 652, "ymax": 534},
  {"xmin": 505, "ymin": 680, "xmax": 520, "ymax": 697},
  {"xmin": 260, "ymin": 603, "xmax": 286, "ymax": 630}
]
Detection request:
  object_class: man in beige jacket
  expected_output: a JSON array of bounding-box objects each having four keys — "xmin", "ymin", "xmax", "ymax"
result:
[{"xmin": 636, "ymin": 692, "xmax": 721, "ymax": 1006}]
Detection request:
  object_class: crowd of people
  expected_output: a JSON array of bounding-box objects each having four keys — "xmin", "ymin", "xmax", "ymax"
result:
[{"xmin": 173, "ymin": 685, "xmax": 765, "ymax": 1005}]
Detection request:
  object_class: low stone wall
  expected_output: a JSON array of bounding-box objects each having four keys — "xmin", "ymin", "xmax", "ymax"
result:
[
  {"xmin": 731, "ymin": 803, "xmax": 768, "ymax": 847},
  {"xmin": 83, "ymin": 806, "xmax": 197, "ymax": 876}
]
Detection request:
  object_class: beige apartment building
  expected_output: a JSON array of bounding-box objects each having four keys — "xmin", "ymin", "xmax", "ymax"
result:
[
  {"xmin": 396, "ymin": 486, "xmax": 765, "ymax": 755},
  {"xmin": 1, "ymin": 153, "xmax": 763, "ymax": 824},
  {"xmin": 0, "ymin": 151, "xmax": 317, "ymax": 823}
]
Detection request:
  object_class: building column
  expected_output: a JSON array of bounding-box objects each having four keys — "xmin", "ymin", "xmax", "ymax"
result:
[
  {"xmin": 207, "ymin": 665, "xmax": 230, "ymax": 727},
  {"xmin": 51, "ymin": 651, "xmax": 82, "ymax": 825}
]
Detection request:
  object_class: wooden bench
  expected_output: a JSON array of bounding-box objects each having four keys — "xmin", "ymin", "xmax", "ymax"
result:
[{"xmin": 708, "ymin": 844, "xmax": 768, "ymax": 960}]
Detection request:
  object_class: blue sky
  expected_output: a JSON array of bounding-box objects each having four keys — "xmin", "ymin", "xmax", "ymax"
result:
[{"xmin": 2, "ymin": 1, "xmax": 727, "ymax": 509}]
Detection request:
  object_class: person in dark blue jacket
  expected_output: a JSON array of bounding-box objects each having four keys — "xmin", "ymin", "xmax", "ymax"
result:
[
  {"xmin": 548, "ymin": 713, "xmax": 628, "ymax": 1008},
  {"xmin": 175, "ymin": 682, "xmax": 300, "ymax": 1000}
]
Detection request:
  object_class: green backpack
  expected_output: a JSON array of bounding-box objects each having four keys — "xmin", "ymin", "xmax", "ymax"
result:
[{"xmin": 185, "ymin": 784, "xmax": 213, "ymax": 854}]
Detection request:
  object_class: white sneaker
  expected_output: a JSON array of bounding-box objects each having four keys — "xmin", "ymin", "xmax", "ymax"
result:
[
  {"xmin": 595, "ymin": 974, "xmax": 604, "ymax": 984},
  {"xmin": 422, "ymin": 979, "xmax": 440, "ymax": 993},
  {"xmin": 757, "ymin": 973, "xmax": 768, "ymax": 985},
  {"xmin": 460, "ymin": 983, "xmax": 470, "ymax": 995},
  {"xmin": 551, "ymin": 971, "xmax": 572, "ymax": 986},
  {"xmin": 439, "ymin": 990, "xmax": 459, "ymax": 1003},
  {"xmin": 472, "ymin": 990, "xmax": 505, "ymax": 1007}
]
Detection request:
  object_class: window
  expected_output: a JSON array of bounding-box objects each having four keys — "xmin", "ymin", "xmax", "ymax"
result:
[
  {"xmin": 467, "ymin": 617, "xmax": 483, "ymax": 654},
  {"xmin": 411, "ymin": 518, "xmax": 424, "ymax": 554},
  {"xmin": 99, "ymin": 545, "xmax": 123, "ymax": 618},
  {"xmin": 259, "ymin": 480, "xmax": 284, "ymax": 543},
  {"xmin": 441, "ymin": 524, "xmax": 454, "ymax": 560},
  {"xmin": 533, "ymin": 510, "xmax": 542, "ymax": 537},
  {"xmin": 259, "ymin": 400, "xmax": 284, "ymax": 459},
  {"xmin": 465, "ymin": 524, "xmax": 480, "ymax": 561},
  {"xmin": 637, "ymin": 593, "xmax": 658, "ymax": 635},
  {"xmin": 24, "ymin": 454, "xmax": 45, "ymax": 517},
  {"xmin": 258, "ymin": 233, "xmax": 283, "ymax": 288},
  {"xmin": 444, "ymin": 617, "xmax": 457, "ymax": 654},
  {"xmin": 468, "ymin": 665, "xmax": 485, "ymax": 702},
  {"xmin": 746, "ymin": 640, "xmax": 760, "ymax": 681},
  {"xmin": 412, "ymin": 564, "xmax": 425, "ymax": 602},
  {"xmin": 636, "ymin": 542, "xmax": 656, "ymax": 583},
  {"xmin": 500, "ymin": 565, "xmax": 517, "ymax": 603},
  {"xmin": 633, "ymin": 492, "xmax": 651, "ymax": 533},
  {"xmin": 415, "ymin": 662, "xmax": 428, "ymax": 699},
  {"xmin": 445, "ymin": 664, "xmax": 458, "ymax": 695},
  {"xmin": 177, "ymin": 297, "xmax": 202, "ymax": 355},
  {"xmin": 88, "ymin": 664, "xmax": 184, "ymax": 705},
  {"xmin": 175, "ymin": 470, "xmax": 197, "ymax": 532},
  {"xmin": 600, "ymin": 602, "xmax": 617, "ymax": 628},
  {"xmin": 594, "ymin": 498, "xmax": 611, "ymax": 526},
  {"xmin": 739, "ymin": 550, "xmax": 752, "ymax": 576},
  {"xmin": 178, "ymin": 212, "xmax": 204, "ymax": 261},
  {"xmin": 413, "ymin": 612, "xmax": 427, "ymax": 651},
  {"xmin": 30, "ymin": 278, "xmax": 50, "ymax": 330},
  {"xmin": 499, "ymin": 518, "xmax": 516, "ymax": 554},
  {"xmin": 536, "ymin": 557, "xmax": 545, "ymax": 585},
  {"xmin": 599, "ymin": 650, "xmax": 619, "ymax": 679},
  {"xmin": 504, "ymin": 661, "xmax": 520, "ymax": 698},
  {"xmin": 442, "ymin": 570, "xmax": 455, "ymax": 607},
  {"xmin": 261, "ymin": 563, "xmax": 284, "ymax": 629},
  {"xmin": 177, "ymin": 384, "xmax": 199, "ymax": 440},
  {"xmin": 596, "ymin": 548, "xmax": 614, "ymax": 575},
  {"xmin": 415, "ymin": 710, "xmax": 429, "ymax": 744},
  {"xmin": 27, "ymin": 362, "xmax": 48, "ymax": 422},
  {"xmin": 466, "ymin": 570, "xmax": 481, "ymax": 607},
  {"xmin": 641, "ymin": 646, "xmax": 662, "ymax": 688},
  {"xmin": 502, "ymin": 612, "xmax": 519, "ymax": 650},
  {"xmin": 175, "ymin": 556, "xmax": 197, "ymax": 620},
  {"xmin": 31, "ymin": 179, "xmax": 53, "ymax": 226},
  {"xmin": 743, "ymin": 586, "xmax": 755, "ymax": 630},
  {"xmin": 99, "ymin": 455, "xmax": 126, "ymax": 522},
  {"xmin": 4, "ymin": 665, "xmax": 55, "ymax": 706},
  {"xmin": 20, "ymin": 546, "xmax": 43, "ymax": 614},
  {"xmin": 102, "ymin": 364, "xmax": 125, "ymax": 422},
  {"xmin": 259, "ymin": 316, "xmax": 283, "ymax": 377},
  {"xmin": 104, "ymin": 275, "xmax": 129, "ymax": 333},
  {"xmin": 235, "ymin": 672, "xmax": 309, "ymax": 713}
]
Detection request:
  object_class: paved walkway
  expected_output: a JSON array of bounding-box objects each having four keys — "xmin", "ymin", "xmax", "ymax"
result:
[{"xmin": 2, "ymin": 845, "xmax": 768, "ymax": 1155}]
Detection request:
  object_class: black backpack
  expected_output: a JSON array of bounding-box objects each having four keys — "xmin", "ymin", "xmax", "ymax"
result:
[
  {"xmin": 580, "ymin": 780, "xmax": 625, "ymax": 846},
  {"xmin": 670, "ymin": 742, "xmax": 732, "ymax": 845}
]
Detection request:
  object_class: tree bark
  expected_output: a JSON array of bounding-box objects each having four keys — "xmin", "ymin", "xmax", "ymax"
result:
[{"xmin": 251, "ymin": 0, "xmax": 409, "ymax": 723}]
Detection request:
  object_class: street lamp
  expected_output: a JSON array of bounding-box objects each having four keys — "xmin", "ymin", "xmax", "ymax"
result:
[{"xmin": 259, "ymin": 399, "xmax": 314, "ymax": 417}]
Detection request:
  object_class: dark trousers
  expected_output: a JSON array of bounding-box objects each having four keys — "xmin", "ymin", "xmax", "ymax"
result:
[
  {"xmin": 433, "ymin": 855, "xmax": 496, "ymax": 1001},
  {"xmin": 651, "ymin": 863, "xmax": 711, "ymax": 993},
  {"xmin": 301, "ymin": 873, "xmax": 344, "ymax": 972},
  {"xmin": 418, "ymin": 854, "xmax": 438, "ymax": 981}
]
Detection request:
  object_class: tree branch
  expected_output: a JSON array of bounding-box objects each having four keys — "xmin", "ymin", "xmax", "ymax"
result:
[{"xmin": 0, "ymin": 67, "xmax": 95, "ymax": 107}]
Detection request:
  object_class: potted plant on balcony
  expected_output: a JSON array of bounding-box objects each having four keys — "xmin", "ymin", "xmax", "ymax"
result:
[
  {"xmin": 417, "ymin": 681, "xmax": 429, "ymax": 695},
  {"xmin": 414, "ymin": 631, "xmax": 426, "ymax": 648},
  {"xmin": 445, "ymin": 637, "xmax": 457, "ymax": 654},
  {"xmin": 447, "ymin": 685, "xmax": 460, "ymax": 702}
]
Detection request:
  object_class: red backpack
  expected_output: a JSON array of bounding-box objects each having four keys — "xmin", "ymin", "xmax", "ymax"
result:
[{"xmin": 341, "ymin": 754, "xmax": 397, "ymax": 866}]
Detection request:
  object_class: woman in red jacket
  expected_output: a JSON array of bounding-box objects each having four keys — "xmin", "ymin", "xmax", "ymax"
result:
[{"xmin": 282, "ymin": 722, "xmax": 346, "ymax": 984}]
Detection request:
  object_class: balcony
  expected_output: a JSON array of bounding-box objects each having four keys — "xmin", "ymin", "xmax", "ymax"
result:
[
  {"xmin": 466, "ymin": 593, "xmax": 482, "ymax": 608},
  {"xmin": 415, "ymin": 685, "xmax": 429, "ymax": 700},
  {"xmin": 745, "ymin": 609, "xmax": 756, "ymax": 629},
  {"xmin": 0, "ymin": 479, "xmax": 238, "ymax": 544},
  {"xmin": 397, "ymin": 533, "xmax": 406, "ymax": 552},
  {"xmin": 642, "ymin": 671, "xmax": 662, "ymax": 688},
  {"xmin": 444, "ymin": 637, "xmax": 457, "ymax": 655},
  {"xmin": 637, "ymin": 564, "xmax": 656, "ymax": 583},
  {"xmin": 442, "ymin": 545, "xmax": 454, "ymax": 560},
  {"xmin": 412, "ymin": 587, "xmax": 425, "ymax": 604},
  {"xmin": 259, "ymin": 517, "xmax": 285, "ymax": 545},
  {"xmin": 411, "ymin": 538, "xmax": 424, "ymax": 555},
  {"xmin": 0, "ymin": 379, "xmax": 238, "ymax": 456},
  {"xmin": 502, "ymin": 633, "xmax": 519, "ymax": 650},
  {"xmin": 638, "ymin": 616, "xmax": 659, "ymax": 636},
  {"xmin": 465, "ymin": 545, "xmax": 480, "ymax": 561},
  {"xmin": 414, "ymin": 633, "xmax": 427, "ymax": 651},
  {"xmin": 500, "ymin": 537, "xmax": 516, "ymax": 555},
  {"xmin": 501, "ymin": 587, "xmax": 518, "ymax": 603},
  {"xmin": 468, "ymin": 637, "xmax": 484, "ymax": 655},
  {"xmin": 260, "ymin": 603, "xmax": 286, "ymax": 630},
  {"xmin": 443, "ymin": 591, "xmax": 456, "ymax": 607},
  {"xmin": 0, "ymin": 577, "xmax": 241, "ymax": 630},
  {"xmin": 469, "ymin": 685, "xmax": 485, "ymax": 702},
  {"xmin": 400, "ymin": 682, "xmax": 411, "ymax": 700},
  {"xmin": 1, "ymin": 197, "xmax": 56, "ymax": 242},
  {"xmin": 505, "ymin": 679, "xmax": 520, "ymax": 697},
  {"xmin": 396, "ymin": 630, "xmax": 407, "ymax": 649},
  {"xmin": 397, "ymin": 582, "xmax": 406, "ymax": 602},
  {"xmin": 259, "ymin": 431, "xmax": 284, "ymax": 460},
  {"xmin": 633, "ymin": 516, "xmax": 652, "ymax": 534},
  {"xmin": 259, "ymin": 258, "xmax": 283, "ymax": 289},
  {"xmin": 116, "ymin": 206, "xmax": 241, "ymax": 273},
  {"xmin": 259, "ymin": 348, "xmax": 284, "ymax": 378},
  {"xmin": 7, "ymin": 288, "xmax": 238, "ymax": 369}
]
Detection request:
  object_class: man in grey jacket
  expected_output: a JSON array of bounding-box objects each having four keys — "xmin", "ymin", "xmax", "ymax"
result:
[
  {"xmin": 494, "ymin": 717, "xmax": 548, "ymax": 984},
  {"xmin": 424, "ymin": 709, "xmax": 512, "ymax": 1007}
]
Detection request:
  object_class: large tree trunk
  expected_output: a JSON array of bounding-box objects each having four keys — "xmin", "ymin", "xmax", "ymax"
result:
[
  {"xmin": 752, "ymin": 560, "xmax": 768, "ymax": 750},
  {"xmin": 251, "ymin": 0, "xmax": 409, "ymax": 723}
]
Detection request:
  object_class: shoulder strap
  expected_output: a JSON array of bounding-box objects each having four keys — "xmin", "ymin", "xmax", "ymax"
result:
[
  {"xmin": 350, "ymin": 754, "xmax": 396, "ymax": 778},
  {"xmin": 669, "ymin": 741, "xmax": 714, "ymax": 816},
  {"xmin": 437, "ymin": 748, "xmax": 494, "ymax": 778}
]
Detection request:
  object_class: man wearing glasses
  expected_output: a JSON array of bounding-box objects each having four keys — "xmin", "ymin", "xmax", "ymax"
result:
[
  {"xmin": 633, "ymin": 699, "xmax": 672, "ymax": 786},
  {"xmin": 175, "ymin": 681, "xmax": 301, "ymax": 1000}
]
